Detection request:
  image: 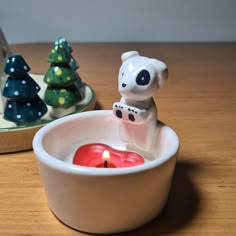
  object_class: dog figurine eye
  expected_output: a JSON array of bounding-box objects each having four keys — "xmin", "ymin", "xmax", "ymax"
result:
[{"xmin": 136, "ymin": 70, "xmax": 150, "ymax": 86}]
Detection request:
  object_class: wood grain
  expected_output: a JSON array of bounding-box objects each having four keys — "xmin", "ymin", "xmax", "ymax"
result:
[{"xmin": 0, "ymin": 43, "xmax": 235, "ymax": 235}]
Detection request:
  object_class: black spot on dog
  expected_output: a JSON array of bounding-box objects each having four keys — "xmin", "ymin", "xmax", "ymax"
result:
[
  {"xmin": 128, "ymin": 114, "xmax": 135, "ymax": 122},
  {"xmin": 136, "ymin": 70, "xmax": 150, "ymax": 86},
  {"xmin": 116, "ymin": 110, "xmax": 122, "ymax": 118}
]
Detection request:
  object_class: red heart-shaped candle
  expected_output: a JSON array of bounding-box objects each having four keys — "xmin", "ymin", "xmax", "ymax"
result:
[{"xmin": 73, "ymin": 143, "xmax": 144, "ymax": 168}]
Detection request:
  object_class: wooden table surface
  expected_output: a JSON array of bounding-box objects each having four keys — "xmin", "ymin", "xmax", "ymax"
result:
[{"xmin": 0, "ymin": 43, "xmax": 235, "ymax": 235}]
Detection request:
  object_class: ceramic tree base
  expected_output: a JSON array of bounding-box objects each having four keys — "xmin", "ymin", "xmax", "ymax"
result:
[{"xmin": 0, "ymin": 74, "xmax": 96, "ymax": 153}]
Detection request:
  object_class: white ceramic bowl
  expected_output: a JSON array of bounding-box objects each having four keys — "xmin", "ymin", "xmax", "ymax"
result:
[{"xmin": 33, "ymin": 110, "xmax": 179, "ymax": 234}]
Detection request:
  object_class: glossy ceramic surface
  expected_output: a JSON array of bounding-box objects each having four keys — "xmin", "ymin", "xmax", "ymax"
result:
[
  {"xmin": 0, "ymin": 74, "xmax": 96, "ymax": 153},
  {"xmin": 33, "ymin": 110, "xmax": 179, "ymax": 234},
  {"xmin": 113, "ymin": 51, "xmax": 168, "ymax": 151}
]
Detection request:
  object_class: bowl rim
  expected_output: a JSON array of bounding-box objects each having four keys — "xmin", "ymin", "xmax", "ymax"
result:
[{"xmin": 33, "ymin": 110, "xmax": 179, "ymax": 176}]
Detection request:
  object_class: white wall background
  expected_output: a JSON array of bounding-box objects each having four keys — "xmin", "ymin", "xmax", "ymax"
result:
[{"xmin": 0, "ymin": 0, "xmax": 235, "ymax": 43}]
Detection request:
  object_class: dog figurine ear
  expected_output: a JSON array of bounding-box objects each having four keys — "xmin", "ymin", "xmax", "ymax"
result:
[
  {"xmin": 121, "ymin": 51, "xmax": 139, "ymax": 63},
  {"xmin": 149, "ymin": 59, "xmax": 168, "ymax": 88}
]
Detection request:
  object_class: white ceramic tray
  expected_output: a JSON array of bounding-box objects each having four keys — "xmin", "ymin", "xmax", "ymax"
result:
[{"xmin": 0, "ymin": 74, "xmax": 96, "ymax": 153}]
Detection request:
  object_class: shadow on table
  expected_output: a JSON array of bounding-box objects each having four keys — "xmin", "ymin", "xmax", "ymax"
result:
[
  {"xmin": 121, "ymin": 160, "xmax": 200, "ymax": 236},
  {"xmin": 93, "ymin": 101, "xmax": 103, "ymax": 111}
]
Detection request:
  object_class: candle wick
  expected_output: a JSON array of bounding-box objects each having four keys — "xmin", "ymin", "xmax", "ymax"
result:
[{"xmin": 104, "ymin": 160, "xmax": 108, "ymax": 168}]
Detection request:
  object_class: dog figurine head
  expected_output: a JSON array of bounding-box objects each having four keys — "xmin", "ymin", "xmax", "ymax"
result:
[{"xmin": 118, "ymin": 51, "xmax": 168, "ymax": 101}]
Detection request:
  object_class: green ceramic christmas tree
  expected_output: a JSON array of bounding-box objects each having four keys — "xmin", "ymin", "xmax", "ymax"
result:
[
  {"xmin": 44, "ymin": 44, "xmax": 82, "ymax": 118},
  {"xmin": 55, "ymin": 37, "xmax": 85, "ymax": 96},
  {"xmin": 3, "ymin": 55, "xmax": 47, "ymax": 124}
]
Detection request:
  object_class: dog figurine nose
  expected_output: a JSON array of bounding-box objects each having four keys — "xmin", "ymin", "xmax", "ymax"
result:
[{"xmin": 122, "ymin": 83, "xmax": 127, "ymax": 88}]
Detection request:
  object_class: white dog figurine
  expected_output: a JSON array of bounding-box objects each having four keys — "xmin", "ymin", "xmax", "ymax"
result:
[{"xmin": 113, "ymin": 51, "xmax": 168, "ymax": 151}]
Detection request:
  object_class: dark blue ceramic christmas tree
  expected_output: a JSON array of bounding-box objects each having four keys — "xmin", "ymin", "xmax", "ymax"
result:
[{"xmin": 3, "ymin": 55, "xmax": 47, "ymax": 124}]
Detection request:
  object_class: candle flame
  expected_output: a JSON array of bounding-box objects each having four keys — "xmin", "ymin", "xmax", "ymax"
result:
[{"xmin": 102, "ymin": 150, "xmax": 110, "ymax": 160}]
